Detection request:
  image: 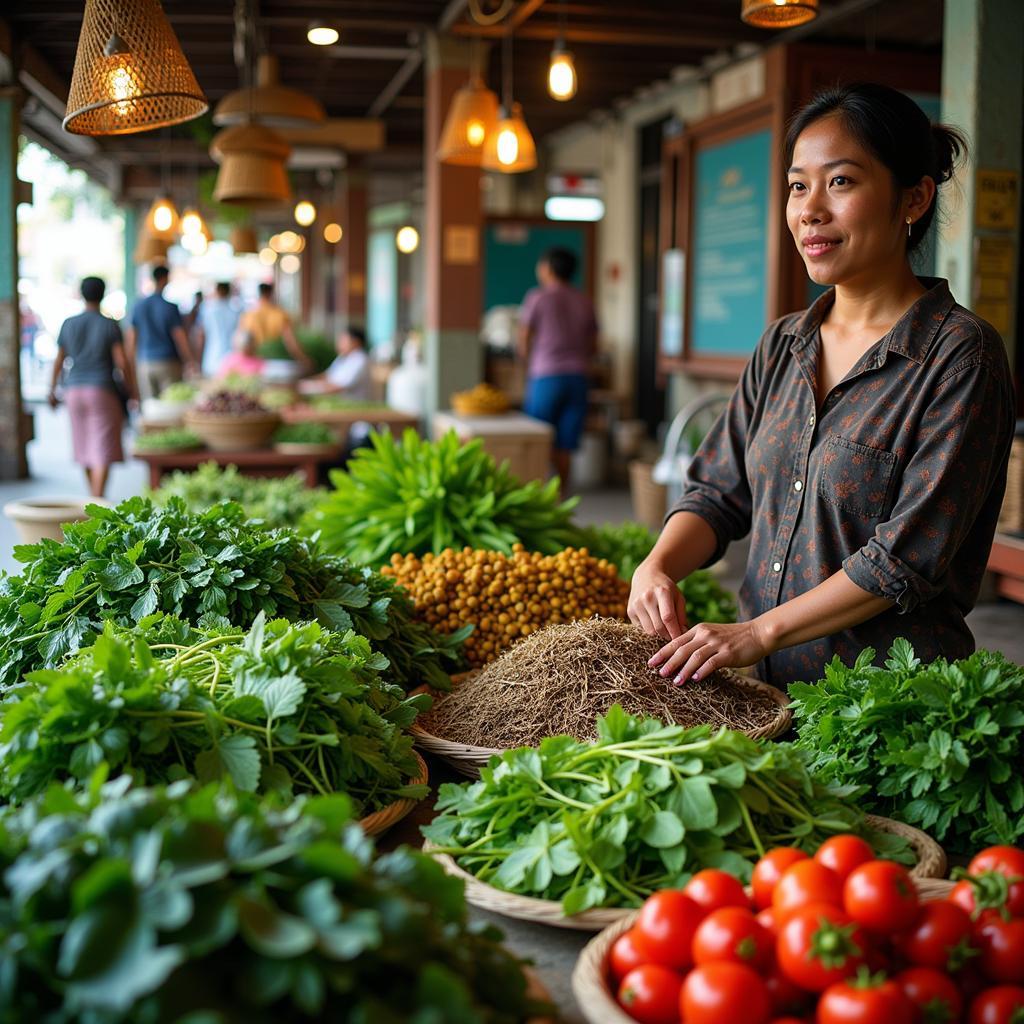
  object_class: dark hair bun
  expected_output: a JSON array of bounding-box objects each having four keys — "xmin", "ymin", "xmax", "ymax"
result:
[{"xmin": 930, "ymin": 123, "xmax": 967, "ymax": 184}]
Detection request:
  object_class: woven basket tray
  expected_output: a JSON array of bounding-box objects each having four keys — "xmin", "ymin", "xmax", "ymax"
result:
[
  {"xmin": 423, "ymin": 815, "xmax": 944, "ymax": 933},
  {"xmin": 410, "ymin": 669, "xmax": 792, "ymax": 779},
  {"xmin": 572, "ymin": 874, "xmax": 956, "ymax": 1023},
  {"xmin": 357, "ymin": 751, "xmax": 429, "ymax": 839}
]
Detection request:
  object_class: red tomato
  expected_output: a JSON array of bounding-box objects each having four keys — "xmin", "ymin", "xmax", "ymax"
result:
[
  {"xmin": 975, "ymin": 916, "xmax": 1024, "ymax": 984},
  {"xmin": 635, "ymin": 889, "xmax": 706, "ymax": 972},
  {"xmin": 692, "ymin": 907, "xmax": 774, "ymax": 972},
  {"xmin": 684, "ymin": 869, "xmax": 750, "ymax": 915},
  {"xmin": 775, "ymin": 903, "xmax": 868, "ymax": 992},
  {"xmin": 752, "ymin": 848, "xmax": 810, "ymax": 911},
  {"xmin": 772, "ymin": 861, "xmax": 844, "ymax": 923},
  {"xmin": 814, "ymin": 836, "xmax": 875, "ymax": 883},
  {"xmin": 617, "ymin": 964, "xmax": 684, "ymax": 1024},
  {"xmin": 968, "ymin": 847, "xmax": 1024, "ymax": 916},
  {"xmin": 896, "ymin": 899, "xmax": 976, "ymax": 972},
  {"xmin": 680, "ymin": 961, "xmax": 771, "ymax": 1024},
  {"xmin": 610, "ymin": 928, "xmax": 654, "ymax": 984},
  {"xmin": 897, "ymin": 966, "xmax": 964, "ymax": 1024},
  {"xmin": 757, "ymin": 906, "xmax": 780, "ymax": 937},
  {"xmin": 843, "ymin": 861, "xmax": 919, "ymax": 932},
  {"xmin": 817, "ymin": 976, "xmax": 916, "ymax": 1024},
  {"xmin": 765, "ymin": 966, "xmax": 808, "ymax": 1014},
  {"xmin": 968, "ymin": 986, "xmax": 1024, "ymax": 1024}
]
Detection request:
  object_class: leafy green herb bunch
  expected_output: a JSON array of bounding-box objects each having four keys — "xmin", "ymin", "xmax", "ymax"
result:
[
  {"xmin": 790, "ymin": 639, "xmax": 1024, "ymax": 851},
  {"xmin": 0, "ymin": 613, "xmax": 429, "ymax": 812},
  {"xmin": 0, "ymin": 496, "xmax": 466, "ymax": 691},
  {"xmin": 424, "ymin": 706, "xmax": 906, "ymax": 914},
  {"xmin": 303, "ymin": 429, "xmax": 587, "ymax": 565},
  {"xmin": 0, "ymin": 778, "xmax": 549, "ymax": 1023}
]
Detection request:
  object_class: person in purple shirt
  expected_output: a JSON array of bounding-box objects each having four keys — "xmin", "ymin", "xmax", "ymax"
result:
[{"xmin": 517, "ymin": 247, "xmax": 598, "ymax": 492}]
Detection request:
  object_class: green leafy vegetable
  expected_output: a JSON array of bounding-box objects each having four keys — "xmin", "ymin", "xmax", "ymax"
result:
[
  {"xmin": 791, "ymin": 639, "xmax": 1024, "ymax": 851},
  {"xmin": 158, "ymin": 381, "xmax": 199, "ymax": 403},
  {"xmin": 273, "ymin": 423, "xmax": 339, "ymax": 446},
  {"xmin": 583, "ymin": 522, "xmax": 738, "ymax": 623},
  {"xmin": 0, "ymin": 496, "xmax": 466, "ymax": 691},
  {"xmin": 151, "ymin": 461, "xmax": 325, "ymax": 529},
  {"xmin": 0, "ymin": 614, "xmax": 427, "ymax": 813},
  {"xmin": 132, "ymin": 427, "xmax": 204, "ymax": 453},
  {"xmin": 258, "ymin": 327, "xmax": 337, "ymax": 372},
  {"xmin": 305, "ymin": 429, "xmax": 587, "ymax": 565},
  {"xmin": 308, "ymin": 395, "xmax": 389, "ymax": 412},
  {"xmin": 0, "ymin": 779, "xmax": 548, "ymax": 1022},
  {"xmin": 423, "ymin": 706, "xmax": 905, "ymax": 912}
]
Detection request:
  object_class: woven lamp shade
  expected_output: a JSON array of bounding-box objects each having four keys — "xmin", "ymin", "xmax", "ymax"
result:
[
  {"xmin": 213, "ymin": 55, "xmax": 325, "ymax": 128},
  {"xmin": 437, "ymin": 78, "xmax": 500, "ymax": 166},
  {"xmin": 210, "ymin": 123, "xmax": 291, "ymax": 208},
  {"xmin": 230, "ymin": 225, "xmax": 259, "ymax": 254},
  {"xmin": 64, "ymin": 0, "xmax": 207, "ymax": 136},
  {"xmin": 741, "ymin": 0, "xmax": 818, "ymax": 27},
  {"xmin": 481, "ymin": 103, "xmax": 537, "ymax": 174},
  {"xmin": 134, "ymin": 231, "xmax": 170, "ymax": 264}
]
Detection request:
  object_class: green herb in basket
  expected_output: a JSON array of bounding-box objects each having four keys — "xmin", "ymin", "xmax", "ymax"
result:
[
  {"xmin": 158, "ymin": 380, "xmax": 198, "ymax": 403},
  {"xmin": 0, "ymin": 613, "xmax": 429, "ymax": 813},
  {"xmin": 133, "ymin": 427, "xmax": 203, "ymax": 452},
  {"xmin": 273, "ymin": 422, "xmax": 339, "ymax": 445},
  {"xmin": 423, "ymin": 706, "xmax": 911, "ymax": 913},
  {"xmin": 0, "ymin": 780, "xmax": 549, "ymax": 1022},
  {"xmin": 791, "ymin": 639, "xmax": 1024, "ymax": 851}
]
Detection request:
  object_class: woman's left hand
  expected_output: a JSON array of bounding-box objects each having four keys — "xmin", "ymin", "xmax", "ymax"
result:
[{"xmin": 648, "ymin": 620, "xmax": 773, "ymax": 685}]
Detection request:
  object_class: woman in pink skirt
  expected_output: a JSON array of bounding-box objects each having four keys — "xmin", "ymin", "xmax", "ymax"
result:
[{"xmin": 48, "ymin": 276, "xmax": 138, "ymax": 497}]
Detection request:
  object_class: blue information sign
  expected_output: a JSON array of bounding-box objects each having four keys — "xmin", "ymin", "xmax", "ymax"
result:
[{"xmin": 691, "ymin": 129, "xmax": 772, "ymax": 357}]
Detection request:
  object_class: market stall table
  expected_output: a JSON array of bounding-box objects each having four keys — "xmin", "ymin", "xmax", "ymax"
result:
[
  {"xmin": 432, "ymin": 411, "xmax": 553, "ymax": 483},
  {"xmin": 281, "ymin": 404, "xmax": 420, "ymax": 435},
  {"xmin": 134, "ymin": 447, "xmax": 337, "ymax": 489}
]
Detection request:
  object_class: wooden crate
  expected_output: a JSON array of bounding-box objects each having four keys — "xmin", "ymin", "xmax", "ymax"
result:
[
  {"xmin": 433, "ymin": 411, "xmax": 552, "ymax": 483},
  {"xmin": 999, "ymin": 437, "xmax": 1024, "ymax": 535}
]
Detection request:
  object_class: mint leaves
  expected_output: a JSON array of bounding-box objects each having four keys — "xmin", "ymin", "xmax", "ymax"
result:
[
  {"xmin": 423, "ymin": 707, "xmax": 893, "ymax": 913},
  {"xmin": 0, "ymin": 614, "xmax": 429, "ymax": 814},
  {"xmin": 790, "ymin": 640, "xmax": 1024, "ymax": 851},
  {"xmin": 0, "ymin": 780, "xmax": 548, "ymax": 1022}
]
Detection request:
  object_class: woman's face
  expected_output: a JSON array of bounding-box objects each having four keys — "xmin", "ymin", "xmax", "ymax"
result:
[{"xmin": 786, "ymin": 114, "xmax": 906, "ymax": 288}]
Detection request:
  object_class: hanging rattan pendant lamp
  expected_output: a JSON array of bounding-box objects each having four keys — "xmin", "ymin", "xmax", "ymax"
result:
[
  {"xmin": 230, "ymin": 225, "xmax": 260, "ymax": 254},
  {"xmin": 213, "ymin": 54, "xmax": 325, "ymax": 128},
  {"xmin": 438, "ymin": 77, "xmax": 500, "ymax": 166},
  {"xmin": 210, "ymin": 122, "xmax": 292, "ymax": 208},
  {"xmin": 741, "ymin": 0, "xmax": 818, "ymax": 28},
  {"xmin": 64, "ymin": 0, "xmax": 207, "ymax": 136}
]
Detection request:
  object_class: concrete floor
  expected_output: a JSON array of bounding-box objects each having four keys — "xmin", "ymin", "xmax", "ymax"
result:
[{"xmin": 2, "ymin": 405, "xmax": 1024, "ymax": 1020}]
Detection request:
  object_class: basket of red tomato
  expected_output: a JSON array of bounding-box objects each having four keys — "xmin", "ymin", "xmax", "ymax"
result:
[{"xmin": 571, "ymin": 836, "xmax": 1024, "ymax": 1024}]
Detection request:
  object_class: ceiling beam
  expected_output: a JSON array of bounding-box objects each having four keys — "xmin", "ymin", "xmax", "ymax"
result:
[
  {"xmin": 453, "ymin": 23, "xmax": 746, "ymax": 46},
  {"xmin": 505, "ymin": 0, "xmax": 549, "ymax": 34}
]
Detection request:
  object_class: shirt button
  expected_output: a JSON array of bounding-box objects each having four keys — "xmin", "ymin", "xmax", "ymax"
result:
[
  {"xmin": 772, "ymin": 561, "xmax": 782, "ymax": 572},
  {"xmin": 809, "ymin": 413, "xmax": 815, "ymax": 426},
  {"xmin": 794, "ymin": 480, "xmax": 803, "ymax": 492}
]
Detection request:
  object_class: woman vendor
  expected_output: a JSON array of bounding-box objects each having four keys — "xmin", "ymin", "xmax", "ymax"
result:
[{"xmin": 629, "ymin": 83, "xmax": 1016, "ymax": 689}]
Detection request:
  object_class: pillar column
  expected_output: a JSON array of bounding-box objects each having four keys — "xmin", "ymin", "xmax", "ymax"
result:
[
  {"xmin": 339, "ymin": 161, "xmax": 368, "ymax": 330},
  {"xmin": 122, "ymin": 204, "xmax": 138, "ymax": 315},
  {"xmin": 937, "ymin": 0, "xmax": 1023, "ymax": 374},
  {"xmin": 423, "ymin": 34, "xmax": 484, "ymax": 419},
  {"xmin": 0, "ymin": 86, "xmax": 25, "ymax": 479}
]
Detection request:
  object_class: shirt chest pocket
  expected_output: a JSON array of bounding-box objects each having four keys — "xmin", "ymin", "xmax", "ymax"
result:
[{"xmin": 818, "ymin": 435, "xmax": 897, "ymax": 519}]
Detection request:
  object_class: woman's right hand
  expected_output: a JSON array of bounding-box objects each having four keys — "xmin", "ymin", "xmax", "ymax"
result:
[{"xmin": 628, "ymin": 561, "xmax": 689, "ymax": 641}]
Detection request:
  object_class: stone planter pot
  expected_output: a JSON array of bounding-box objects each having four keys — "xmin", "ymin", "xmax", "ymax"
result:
[{"xmin": 3, "ymin": 496, "xmax": 110, "ymax": 545}]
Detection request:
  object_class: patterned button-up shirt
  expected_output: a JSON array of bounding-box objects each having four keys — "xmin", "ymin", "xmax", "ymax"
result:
[{"xmin": 668, "ymin": 279, "xmax": 1015, "ymax": 687}]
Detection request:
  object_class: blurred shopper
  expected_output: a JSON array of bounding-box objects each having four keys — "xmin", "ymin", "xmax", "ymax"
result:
[
  {"xmin": 217, "ymin": 330, "xmax": 266, "ymax": 379},
  {"xmin": 48, "ymin": 275, "xmax": 137, "ymax": 498},
  {"xmin": 183, "ymin": 289, "xmax": 203, "ymax": 336},
  {"xmin": 517, "ymin": 247, "xmax": 598, "ymax": 492},
  {"xmin": 238, "ymin": 282, "xmax": 312, "ymax": 370},
  {"xmin": 124, "ymin": 265, "xmax": 198, "ymax": 399},
  {"xmin": 298, "ymin": 327, "xmax": 370, "ymax": 400},
  {"xmin": 196, "ymin": 281, "xmax": 240, "ymax": 377}
]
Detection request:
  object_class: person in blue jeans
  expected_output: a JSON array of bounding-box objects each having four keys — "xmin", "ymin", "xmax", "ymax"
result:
[{"xmin": 517, "ymin": 247, "xmax": 598, "ymax": 493}]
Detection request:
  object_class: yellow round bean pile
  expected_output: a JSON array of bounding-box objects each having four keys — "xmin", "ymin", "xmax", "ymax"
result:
[{"xmin": 381, "ymin": 545, "xmax": 630, "ymax": 668}]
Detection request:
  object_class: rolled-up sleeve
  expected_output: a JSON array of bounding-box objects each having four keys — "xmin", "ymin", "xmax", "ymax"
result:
[
  {"xmin": 843, "ymin": 351, "xmax": 1014, "ymax": 613},
  {"xmin": 665, "ymin": 347, "xmax": 763, "ymax": 567}
]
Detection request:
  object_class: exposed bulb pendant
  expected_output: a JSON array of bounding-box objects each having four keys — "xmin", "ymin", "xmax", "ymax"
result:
[
  {"xmin": 294, "ymin": 200, "xmax": 317, "ymax": 226},
  {"xmin": 145, "ymin": 194, "xmax": 180, "ymax": 239},
  {"xmin": 741, "ymin": 0, "xmax": 819, "ymax": 28},
  {"xmin": 547, "ymin": 41, "xmax": 577, "ymax": 101},
  {"xmin": 481, "ymin": 102, "xmax": 536, "ymax": 174},
  {"xmin": 396, "ymin": 226, "xmax": 419, "ymax": 254}
]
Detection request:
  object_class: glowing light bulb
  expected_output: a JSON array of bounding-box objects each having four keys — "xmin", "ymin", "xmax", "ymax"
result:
[
  {"xmin": 280, "ymin": 254, "xmax": 301, "ymax": 274},
  {"xmin": 258, "ymin": 247, "xmax": 277, "ymax": 266},
  {"xmin": 180, "ymin": 210, "xmax": 203, "ymax": 236},
  {"xmin": 294, "ymin": 200, "xmax": 316, "ymax": 227},
  {"xmin": 323, "ymin": 223, "xmax": 343, "ymax": 244},
  {"xmin": 395, "ymin": 226, "xmax": 419, "ymax": 254},
  {"xmin": 108, "ymin": 62, "xmax": 137, "ymax": 114},
  {"xmin": 547, "ymin": 51, "xmax": 577, "ymax": 101},
  {"xmin": 181, "ymin": 232, "xmax": 208, "ymax": 256},
  {"xmin": 307, "ymin": 23, "xmax": 339, "ymax": 45},
  {"xmin": 496, "ymin": 128, "xmax": 519, "ymax": 166},
  {"xmin": 466, "ymin": 119, "xmax": 486, "ymax": 147},
  {"xmin": 153, "ymin": 204, "xmax": 174, "ymax": 233}
]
